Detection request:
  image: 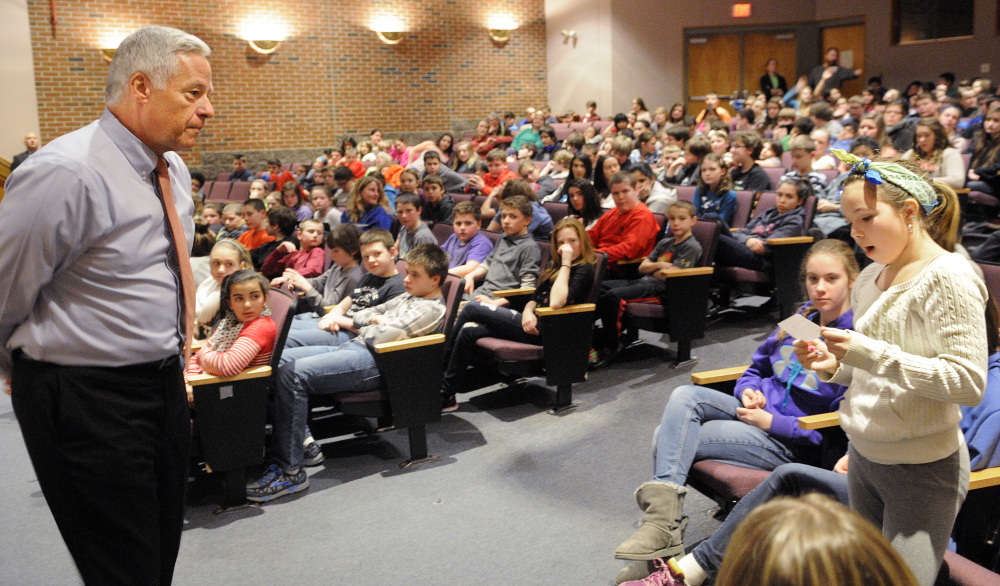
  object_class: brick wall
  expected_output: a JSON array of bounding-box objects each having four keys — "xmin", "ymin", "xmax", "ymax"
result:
[{"xmin": 27, "ymin": 0, "xmax": 547, "ymax": 171}]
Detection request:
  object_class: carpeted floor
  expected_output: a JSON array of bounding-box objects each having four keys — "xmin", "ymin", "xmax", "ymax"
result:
[{"xmin": 0, "ymin": 313, "xmax": 775, "ymax": 585}]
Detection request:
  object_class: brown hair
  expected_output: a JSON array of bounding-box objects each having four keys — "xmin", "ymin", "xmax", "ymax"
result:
[
  {"xmin": 696, "ymin": 153, "xmax": 734, "ymax": 194},
  {"xmin": 538, "ymin": 217, "xmax": 596, "ymax": 285},
  {"xmin": 499, "ymin": 195, "xmax": 532, "ymax": 219},
  {"xmin": 716, "ymin": 493, "xmax": 919, "ymax": 586},
  {"xmin": 344, "ymin": 175, "xmax": 393, "ymax": 223},
  {"xmin": 775, "ymin": 239, "xmax": 859, "ymax": 339},
  {"xmin": 452, "ymin": 200, "xmax": 481, "ymax": 222}
]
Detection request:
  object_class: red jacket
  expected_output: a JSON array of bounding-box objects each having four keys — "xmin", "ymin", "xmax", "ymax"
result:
[
  {"xmin": 481, "ymin": 167, "xmax": 519, "ymax": 195},
  {"xmin": 261, "ymin": 246, "xmax": 325, "ymax": 279},
  {"xmin": 587, "ymin": 203, "xmax": 660, "ymax": 263},
  {"xmin": 342, "ymin": 160, "xmax": 365, "ymax": 179},
  {"xmin": 269, "ymin": 170, "xmax": 296, "ymax": 191}
]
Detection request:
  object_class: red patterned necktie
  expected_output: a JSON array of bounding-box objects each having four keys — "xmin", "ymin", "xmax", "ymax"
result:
[{"xmin": 153, "ymin": 156, "xmax": 196, "ymax": 362}]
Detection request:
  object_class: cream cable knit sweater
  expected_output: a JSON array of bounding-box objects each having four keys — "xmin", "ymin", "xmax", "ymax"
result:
[{"xmin": 830, "ymin": 253, "xmax": 987, "ymax": 465}]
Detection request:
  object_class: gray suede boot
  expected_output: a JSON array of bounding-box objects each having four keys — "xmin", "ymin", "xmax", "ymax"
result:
[{"xmin": 615, "ymin": 481, "xmax": 688, "ymax": 560}]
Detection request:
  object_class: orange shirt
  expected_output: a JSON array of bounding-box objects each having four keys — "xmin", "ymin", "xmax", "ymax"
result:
[
  {"xmin": 238, "ymin": 228, "xmax": 276, "ymax": 250},
  {"xmin": 482, "ymin": 167, "xmax": 519, "ymax": 195}
]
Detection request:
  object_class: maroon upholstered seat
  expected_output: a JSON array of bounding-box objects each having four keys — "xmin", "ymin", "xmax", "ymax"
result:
[
  {"xmin": 715, "ymin": 191, "xmax": 817, "ymax": 317},
  {"xmin": 719, "ymin": 266, "xmax": 771, "ymax": 283},
  {"xmin": 943, "ymin": 550, "xmax": 1000, "ymax": 586},
  {"xmin": 969, "ymin": 190, "xmax": 1000, "ymax": 208},
  {"xmin": 623, "ymin": 220, "xmax": 721, "ymax": 365},
  {"xmin": 470, "ymin": 252, "xmax": 607, "ymax": 412},
  {"xmin": 688, "ymin": 461, "xmax": 772, "ymax": 503},
  {"xmin": 475, "ymin": 338, "xmax": 543, "ymax": 362}
]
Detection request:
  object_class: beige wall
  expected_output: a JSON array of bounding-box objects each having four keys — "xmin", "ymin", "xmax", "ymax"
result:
[
  {"xmin": 1, "ymin": 0, "xmax": 40, "ymax": 162},
  {"xmin": 817, "ymin": 0, "xmax": 999, "ymax": 90},
  {"xmin": 547, "ymin": 0, "xmax": 999, "ymax": 118},
  {"xmin": 544, "ymin": 0, "xmax": 612, "ymax": 116}
]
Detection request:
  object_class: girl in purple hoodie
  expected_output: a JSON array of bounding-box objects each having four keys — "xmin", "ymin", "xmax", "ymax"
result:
[{"xmin": 613, "ymin": 239, "xmax": 859, "ymax": 569}]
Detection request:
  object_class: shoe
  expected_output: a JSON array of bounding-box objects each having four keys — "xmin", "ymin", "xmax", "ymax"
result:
[
  {"xmin": 588, "ymin": 348, "xmax": 600, "ymax": 367},
  {"xmin": 619, "ymin": 558, "xmax": 685, "ymax": 586},
  {"xmin": 246, "ymin": 466, "xmax": 309, "ymax": 503},
  {"xmin": 593, "ymin": 340, "xmax": 625, "ymax": 369},
  {"xmin": 441, "ymin": 393, "xmax": 458, "ymax": 413},
  {"xmin": 246, "ymin": 463, "xmax": 282, "ymax": 490},
  {"xmin": 615, "ymin": 481, "xmax": 688, "ymax": 560},
  {"xmin": 302, "ymin": 441, "xmax": 325, "ymax": 467}
]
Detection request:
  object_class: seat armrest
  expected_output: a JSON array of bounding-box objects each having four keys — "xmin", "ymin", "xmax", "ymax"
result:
[
  {"xmin": 188, "ymin": 365, "xmax": 271, "ymax": 386},
  {"xmin": 615, "ymin": 257, "xmax": 644, "ymax": 266},
  {"xmin": 955, "ymin": 188, "xmax": 971, "ymax": 195},
  {"xmin": 691, "ymin": 365, "xmax": 750, "ymax": 385},
  {"xmin": 767, "ymin": 236, "xmax": 814, "ymax": 245},
  {"xmin": 798, "ymin": 411, "xmax": 840, "ymax": 430},
  {"xmin": 663, "ymin": 267, "xmax": 714, "ymax": 278},
  {"xmin": 969, "ymin": 467, "xmax": 1000, "ymax": 490},
  {"xmin": 191, "ymin": 339, "xmax": 205, "ymax": 351},
  {"xmin": 536, "ymin": 303, "xmax": 595, "ymax": 317},
  {"xmin": 323, "ymin": 305, "xmax": 334, "ymax": 313},
  {"xmin": 373, "ymin": 334, "xmax": 445, "ymax": 354},
  {"xmin": 491, "ymin": 287, "xmax": 536, "ymax": 298}
]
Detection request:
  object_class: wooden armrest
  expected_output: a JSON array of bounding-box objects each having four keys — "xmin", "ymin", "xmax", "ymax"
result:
[
  {"xmin": 663, "ymin": 266, "xmax": 713, "ymax": 278},
  {"xmin": 492, "ymin": 287, "xmax": 536, "ymax": 298},
  {"xmin": 730, "ymin": 227, "xmax": 741, "ymax": 232},
  {"xmin": 188, "ymin": 365, "xmax": 271, "ymax": 386},
  {"xmin": 615, "ymin": 257, "xmax": 644, "ymax": 265},
  {"xmin": 191, "ymin": 339, "xmax": 205, "ymax": 350},
  {"xmin": 323, "ymin": 305, "xmax": 334, "ymax": 313},
  {"xmin": 768, "ymin": 236, "xmax": 814, "ymax": 245},
  {"xmin": 690, "ymin": 365, "xmax": 750, "ymax": 385},
  {"xmin": 955, "ymin": 188, "xmax": 970, "ymax": 195},
  {"xmin": 373, "ymin": 333, "xmax": 445, "ymax": 354},
  {"xmin": 969, "ymin": 467, "xmax": 1000, "ymax": 491},
  {"xmin": 536, "ymin": 303, "xmax": 596, "ymax": 317},
  {"xmin": 798, "ymin": 411, "xmax": 840, "ymax": 430}
]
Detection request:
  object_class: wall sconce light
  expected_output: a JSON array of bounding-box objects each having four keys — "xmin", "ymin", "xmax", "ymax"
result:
[
  {"xmin": 489, "ymin": 29, "xmax": 512, "ymax": 43},
  {"xmin": 248, "ymin": 40, "xmax": 281, "ymax": 54},
  {"xmin": 100, "ymin": 48, "xmax": 117, "ymax": 62},
  {"xmin": 375, "ymin": 31, "xmax": 405, "ymax": 45}
]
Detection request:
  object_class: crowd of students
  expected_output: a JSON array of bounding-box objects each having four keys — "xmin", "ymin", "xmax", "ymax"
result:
[{"xmin": 178, "ymin": 62, "xmax": 1000, "ymax": 586}]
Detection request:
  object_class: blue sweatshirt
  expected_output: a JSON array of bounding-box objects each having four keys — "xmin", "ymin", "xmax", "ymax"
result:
[
  {"xmin": 734, "ymin": 304, "xmax": 854, "ymax": 446},
  {"xmin": 961, "ymin": 351, "xmax": 1000, "ymax": 471},
  {"xmin": 692, "ymin": 188, "xmax": 737, "ymax": 225}
]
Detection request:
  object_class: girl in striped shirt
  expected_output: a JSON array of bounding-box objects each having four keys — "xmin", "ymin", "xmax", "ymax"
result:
[{"xmin": 187, "ymin": 270, "xmax": 277, "ymax": 378}]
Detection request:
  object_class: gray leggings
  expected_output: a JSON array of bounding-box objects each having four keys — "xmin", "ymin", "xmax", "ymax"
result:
[{"xmin": 849, "ymin": 444, "xmax": 970, "ymax": 586}]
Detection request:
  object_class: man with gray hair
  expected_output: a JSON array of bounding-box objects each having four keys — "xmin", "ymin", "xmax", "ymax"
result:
[{"xmin": 0, "ymin": 25, "xmax": 213, "ymax": 585}]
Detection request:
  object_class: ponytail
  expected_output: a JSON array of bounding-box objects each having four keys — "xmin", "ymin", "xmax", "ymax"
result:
[{"xmin": 924, "ymin": 180, "xmax": 960, "ymax": 252}]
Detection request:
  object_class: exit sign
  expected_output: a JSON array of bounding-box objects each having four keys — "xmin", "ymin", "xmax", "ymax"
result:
[{"xmin": 733, "ymin": 3, "xmax": 751, "ymax": 17}]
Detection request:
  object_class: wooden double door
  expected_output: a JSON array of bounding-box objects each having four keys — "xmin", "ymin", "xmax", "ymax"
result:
[
  {"xmin": 686, "ymin": 24, "xmax": 865, "ymax": 118},
  {"xmin": 687, "ymin": 31, "xmax": 797, "ymax": 117}
]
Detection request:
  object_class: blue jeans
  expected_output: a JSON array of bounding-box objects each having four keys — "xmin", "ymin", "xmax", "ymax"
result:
[
  {"xmin": 690, "ymin": 463, "xmax": 849, "ymax": 575},
  {"xmin": 283, "ymin": 316, "xmax": 356, "ymax": 358},
  {"xmin": 273, "ymin": 339, "xmax": 382, "ymax": 471},
  {"xmin": 651, "ymin": 385, "xmax": 799, "ymax": 485}
]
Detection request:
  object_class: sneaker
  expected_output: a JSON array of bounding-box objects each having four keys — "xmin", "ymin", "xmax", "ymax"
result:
[
  {"xmin": 302, "ymin": 441, "xmax": 325, "ymax": 466},
  {"xmin": 592, "ymin": 340, "xmax": 625, "ymax": 369},
  {"xmin": 619, "ymin": 558, "xmax": 685, "ymax": 586},
  {"xmin": 441, "ymin": 393, "xmax": 458, "ymax": 413},
  {"xmin": 588, "ymin": 348, "xmax": 600, "ymax": 367},
  {"xmin": 246, "ymin": 463, "xmax": 282, "ymax": 490},
  {"xmin": 246, "ymin": 467, "xmax": 309, "ymax": 503}
]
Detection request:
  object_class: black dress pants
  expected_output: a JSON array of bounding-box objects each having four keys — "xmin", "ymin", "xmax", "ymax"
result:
[{"xmin": 11, "ymin": 352, "xmax": 189, "ymax": 586}]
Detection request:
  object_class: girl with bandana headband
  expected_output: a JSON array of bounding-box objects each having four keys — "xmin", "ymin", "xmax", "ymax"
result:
[{"xmin": 794, "ymin": 152, "xmax": 990, "ymax": 586}]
